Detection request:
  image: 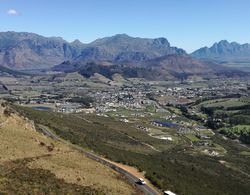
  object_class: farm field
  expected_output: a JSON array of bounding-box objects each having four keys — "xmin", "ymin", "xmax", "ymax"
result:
[{"xmin": 196, "ymin": 98, "xmax": 250, "ymax": 144}]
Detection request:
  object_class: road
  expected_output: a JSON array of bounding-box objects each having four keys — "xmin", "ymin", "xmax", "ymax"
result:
[{"xmin": 38, "ymin": 125, "xmax": 160, "ymax": 195}]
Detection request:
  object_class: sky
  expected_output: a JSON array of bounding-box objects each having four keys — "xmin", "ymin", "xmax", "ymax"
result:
[{"xmin": 0, "ymin": 0, "xmax": 250, "ymax": 52}]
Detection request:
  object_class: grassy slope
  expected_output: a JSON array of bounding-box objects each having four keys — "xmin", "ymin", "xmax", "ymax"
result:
[
  {"xmin": 0, "ymin": 104, "xmax": 138, "ymax": 195},
  {"xmin": 14, "ymin": 105, "xmax": 250, "ymax": 195}
]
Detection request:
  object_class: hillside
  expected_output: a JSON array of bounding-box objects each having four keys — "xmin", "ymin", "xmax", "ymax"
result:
[
  {"xmin": 143, "ymin": 54, "xmax": 248, "ymax": 79},
  {"xmin": 0, "ymin": 65, "xmax": 30, "ymax": 76},
  {"xmin": 0, "ymin": 102, "xmax": 138, "ymax": 194},
  {"xmin": 14, "ymin": 103, "xmax": 250, "ymax": 195},
  {"xmin": 0, "ymin": 32, "xmax": 185, "ymax": 70},
  {"xmin": 0, "ymin": 32, "xmax": 85, "ymax": 70},
  {"xmin": 54, "ymin": 55, "xmax": 248, "ymax": 81}
]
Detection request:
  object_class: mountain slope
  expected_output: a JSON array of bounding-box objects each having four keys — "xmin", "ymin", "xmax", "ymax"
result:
[
  {"xmin": 191, "ymin": 40, "xmax": 250, "ymax": 63},
  {"xmin": 0, "ymin": 32, "xmax": 186, "ymax": 70},
  {"xmin": 0, "ymin": 103, "xmax": 138, "ymax": 194},
  {"xmin": 76, "ymin": 34, "xmax": 186, "ymax": 62},
  {"xmin": 0, "ymin": 65, "xmax": 30, "ymax": 76},
  {"xmin": 1, "ymin": 31, "xmax": 249, "ymax": 78},
  {"xmin": 0, "ymin": 32, "xmax": 85, "ymax": 70}
]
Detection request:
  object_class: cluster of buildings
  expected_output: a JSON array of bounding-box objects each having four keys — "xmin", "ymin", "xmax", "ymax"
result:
[
  {"xmin": 90, "ymin": 87, "xmax": 156, "ymax": 113},
  {"xmin": 157, "ymin": 81, "xmax": 249, "ymax": 106}
]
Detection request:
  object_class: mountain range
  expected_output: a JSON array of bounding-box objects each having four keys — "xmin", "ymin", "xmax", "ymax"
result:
[
  {"xmin": 0, "ymin": 31, "xmax": 249, "ymax": 80},
  {"xmin": 0, "ymin": 32, "xmax": 185, "ymax": 70},
  {"xmin": 191, "ymin": 40, "xmax": 250, "ymax": 63}
]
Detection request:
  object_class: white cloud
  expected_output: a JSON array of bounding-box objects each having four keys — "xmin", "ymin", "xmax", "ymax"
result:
[{"xmin": 7, "ymin": 9, "xmax": 19, "ymax": 16}]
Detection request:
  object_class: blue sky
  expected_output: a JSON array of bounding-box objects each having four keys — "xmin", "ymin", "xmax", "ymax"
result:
[{"xmin": 0, "ymin": 0, "xmax": 250, "ymax": 52}]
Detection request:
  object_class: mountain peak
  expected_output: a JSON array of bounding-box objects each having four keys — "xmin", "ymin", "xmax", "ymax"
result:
[
  {"xmin": 218, "ymin": 40, "xmax": 230, "ymax": 44},
  {"xmin": 113, "ymin": 33, "xmax": 130, "ymax": 38},
  {"xmin": 153, "ymin": 37, "xmax": 170, "ymax": 47},
  {"xmin": 212, "ymin": 40, "xmax": 231, "ymax": 48},
  {"xmin": 71, "ymin": 39, "xmax": 83, "ymax": 45}
]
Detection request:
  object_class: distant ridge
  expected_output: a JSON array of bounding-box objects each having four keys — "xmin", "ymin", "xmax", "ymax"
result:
[{"xmin": 191, "ymin": 40, "xmax": 250, "ymax": 63}]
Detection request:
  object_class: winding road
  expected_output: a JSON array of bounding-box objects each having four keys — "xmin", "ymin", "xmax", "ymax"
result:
[{"xmin": 38, "ymin": 125, "xmax": 160, "ymax": 195}]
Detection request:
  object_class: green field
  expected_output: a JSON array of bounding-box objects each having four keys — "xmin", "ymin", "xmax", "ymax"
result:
[
  {"xmin": 199, "ymin": 98, "xmax": 249, "ymax": 109},
  {"xmin": 197, "ymin": 98, "xmax": 250, "ymax": 144}
]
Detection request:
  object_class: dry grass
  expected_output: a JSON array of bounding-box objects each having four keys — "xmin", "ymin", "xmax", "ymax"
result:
[
  {"xmin": 29, "ymin": 152, "xmax": 137, "ymax": 194},
  {"xmin": 0, "ymin": 104, "xmax": 138, "ymax": 194}
]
